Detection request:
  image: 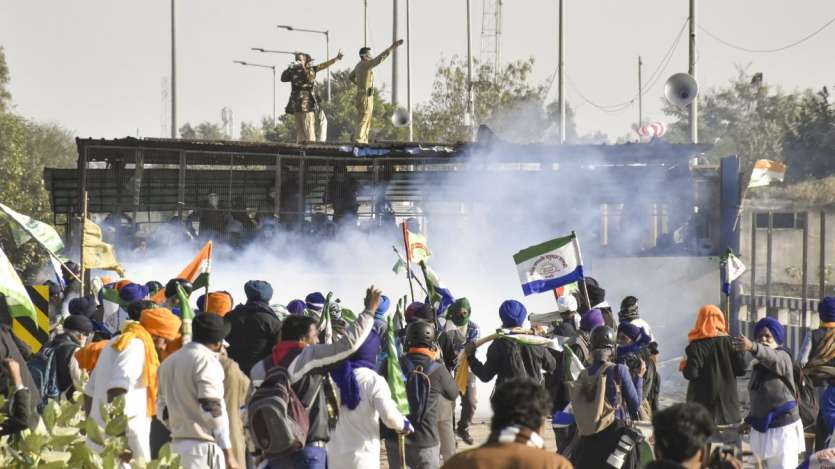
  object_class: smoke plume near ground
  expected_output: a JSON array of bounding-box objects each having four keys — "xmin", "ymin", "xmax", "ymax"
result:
[{"xmin": 114, "ymin": 142, "xmax": 717, "ymax": 417}]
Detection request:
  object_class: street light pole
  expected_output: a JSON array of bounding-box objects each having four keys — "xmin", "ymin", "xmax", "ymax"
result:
[
  {"xmin": 558, "ymin": 0, "xmax": 565, "ymax": 144},
  {"xmin": 689, "ymin": 0, "xmax": 698, "ymax": 144},
  {"xmin": 325, "ymin": 31, "xmax": 331, "ymax": 101},
  {"xmin": 407, "ymin": 0, "xmax": 413, "ymax": 141},
  {"xmin": 364, "ymin": 0, "xmax": 368, "ymax": 46},
  {"xmin": 466, "ymin": 0, "xmax": 475, "ymax": 139},
  {"xmin": 392, "ymin": 0, "xmax": 399, "ymax": 107},
  {"xmin": 234, "ymin": 61, "xmax": 277, "ymax": 125},
  {"xmin": 277, "ymin": 25, "xmax": 332, "ymax": 101},
  {"xmin": 171, "ymin": 0, "xmax": 177, "ymax": 138}
]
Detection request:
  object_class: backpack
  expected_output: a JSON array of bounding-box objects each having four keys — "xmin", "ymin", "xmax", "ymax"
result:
[
  {"xmin": 779, "ymin": 360, "xmax": 820, "ymax": 429},
  {"xmin": 403, "ymin": 357, "xmax": 440, "ymax": 428},
  {"xmin": 247, "ymin": 362, "xmax": 311, "ymax": 456},
  {"xmin": 27, "ymin": 340, "xmax": 76, "ymax": 411},
  {"xmin": 570, "ymin": 362, "xmax": 619, "ymax": 436}
]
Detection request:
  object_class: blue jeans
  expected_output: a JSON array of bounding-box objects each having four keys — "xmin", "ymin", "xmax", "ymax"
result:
[{"xmin": 268, "ymin": 445, "xmax": 327, "ymax": 469}]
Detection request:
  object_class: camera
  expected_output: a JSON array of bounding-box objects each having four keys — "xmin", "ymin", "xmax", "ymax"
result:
[{"xmin": 606, "ymin": 427, "xmax": 643, "ymax": 468}]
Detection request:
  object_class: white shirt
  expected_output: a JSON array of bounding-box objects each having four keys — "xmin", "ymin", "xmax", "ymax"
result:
[
  {"xmin": 84, "ymin": 337, "xmax": 151, "ymax": 462},
  {"xmin": 157, "ymin": 342, "xmax": 231, "ymax": 448},
  {"xmin": 628, "ymin": 318, "xmax": 655, "ymax": 342},
  {"xmin": 326, "ymin": 367, "xmax": 407, "ymax": 469}
]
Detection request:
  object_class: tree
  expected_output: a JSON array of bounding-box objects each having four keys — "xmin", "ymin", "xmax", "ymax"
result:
[
  {"xmin": 783, "ymin": 87, "xmax": 835, "ymax": 179},
  {"xmin": 0, "ymin": 112, "xmax": 51, "ymax": 279},
  {"xmin": 25, "ymin": 120, "xmax": 77, "ymax": 169},
  {"xmin": 0, "ymin": 46, "xmax": 11, "ymax": 113},
  {"xmin": 662, "ymin": 68, "xmax": 804, "ymax": 168},
  {"xmin": 414, "ymin": 56, "xmax": 580, "ymax": 143},
  {"xmin": 179, "ymin": 121, "xmax": 226, "ymax": 140},
  {"xmin": 662, "ymin": 68, "xmax": 835, "ymax": 181}
]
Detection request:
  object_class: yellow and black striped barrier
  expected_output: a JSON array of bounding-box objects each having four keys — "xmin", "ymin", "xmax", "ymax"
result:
[{"xmin": 10, "ymin": 285, "xmax": 51, "ymax": 353}]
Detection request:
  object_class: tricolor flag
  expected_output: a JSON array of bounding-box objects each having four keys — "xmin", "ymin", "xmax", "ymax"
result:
[
  {"xmin": 513, "ymin": 233, "xmax": 585, "ymax": 296},
  {"xmin": 722, "ymin": 250, "xmax": 746, "ymax": 296},
  {"xmin": 748, "ymin": 159, "xmax": 786, "ymax": 188},
  {"xmin": 151, "ymin": 241, "xmax": 212, "ymax": 303},
  {"xmin": 420, "ymin": 262, "xmax": 454, "ymax": 317},
  {"xmin": 402, "ymin": 223, "xmax": 431, "ymax": 264}
]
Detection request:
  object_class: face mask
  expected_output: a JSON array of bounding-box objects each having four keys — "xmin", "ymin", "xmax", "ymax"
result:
[{"xmin": 451, "ymin": 313, "xmax": 469, "ymax": 327}]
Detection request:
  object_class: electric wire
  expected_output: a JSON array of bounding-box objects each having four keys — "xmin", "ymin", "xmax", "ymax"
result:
[
  {"xmin": 562, "ymin": 18, "xmax": 688, "ymax": 113},
  {"xmin": 698, "ymin": 15, "xmax": 835, "ymax": 54}
]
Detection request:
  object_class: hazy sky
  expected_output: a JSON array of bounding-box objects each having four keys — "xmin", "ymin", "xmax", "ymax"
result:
[{"xmin": 2, "ymin": 0, "xmax": 834, "ymax": 141}]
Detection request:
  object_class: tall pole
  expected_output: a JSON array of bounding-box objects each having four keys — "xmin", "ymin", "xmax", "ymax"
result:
[
  {"xmin": 170, "ymin": 0, "xmax": 177, "ymax": 138},
  {"xmin": 406, "ymin": 0, "xmax": 413, "ymax": 141},
  {"xmin": 558, "ymin": 0, "xmax": 565, "ymax": 144},
  {"xmin": 638, "ymin": 55, "xmax": 643, "ymax": 129},
  {"xmin": 466, "ymin": 0, "xmax": 475, "ymax": 139},
  {"xmin": 392, "ymin": 0, "xmax": 399, "ymax": 106},
  {"xmin": 325, "ymin": 32, "xmax": 331, "ymax": 101},
  {"xmin": 272, "ymin": 66, "xmax": 276, "ymax": 125},
  {"xmin": 688, "ymin": 0, "xmax": 698, "ymax": 143},
  {"xmin": 364, "ymin": 0, "xmax": 368, "ymax": 46}
]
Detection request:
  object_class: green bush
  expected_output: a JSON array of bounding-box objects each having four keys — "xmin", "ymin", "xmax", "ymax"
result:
[{"xmin": 0, "ymin": 394, "xmax": 181, "ymax": 469}]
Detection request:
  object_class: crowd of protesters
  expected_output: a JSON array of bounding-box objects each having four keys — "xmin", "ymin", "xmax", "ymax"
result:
[{"xmin": 7, "ymin": 266, "xmax": 835, "ymax": 469}]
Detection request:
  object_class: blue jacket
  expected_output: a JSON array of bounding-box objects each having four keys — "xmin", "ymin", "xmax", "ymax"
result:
[{"xmin": 587, "ymin": 360, "xmax": 643, "ymax": 421}]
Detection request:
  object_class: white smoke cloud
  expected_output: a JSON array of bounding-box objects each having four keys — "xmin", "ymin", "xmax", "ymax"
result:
[{"xmin": 110, "ymin": 138, "xmax": 718, "ymax": 417}]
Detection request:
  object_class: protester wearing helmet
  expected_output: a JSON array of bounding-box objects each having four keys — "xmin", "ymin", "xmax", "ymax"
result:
[
  {"xmin": 382, "ymin": 320, "xmax": 457, "ymax": 469},
  {"xmin": 570, "ymin": 325, "xmax": 645, "ymax": 469}
]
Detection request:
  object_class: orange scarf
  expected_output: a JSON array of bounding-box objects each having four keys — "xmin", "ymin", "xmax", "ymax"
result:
[
  {"xmin": 687, "ymin": 305, "xmax": 728, "ymax": 342},
  {"xmin": 112, "ymin": 322, "xmax": 160, "ymax": 417},
  {"xmin": 75, "ymin": 339, "xmax": 109, "ymax": 373},
  {"xmin": 408, "ymin": 347, "xmax": 439, "ymax": 360}
]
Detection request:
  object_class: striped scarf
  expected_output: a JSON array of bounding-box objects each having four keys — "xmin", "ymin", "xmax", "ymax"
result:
[{"xmin": 487, "ymin": 425, "xmax": 545, "ymax": 448}]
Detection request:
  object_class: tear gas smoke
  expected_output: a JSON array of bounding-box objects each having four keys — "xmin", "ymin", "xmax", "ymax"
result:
[{"xmin": 108, "ymin": 138, "xmax": 716, "ymax": 417}]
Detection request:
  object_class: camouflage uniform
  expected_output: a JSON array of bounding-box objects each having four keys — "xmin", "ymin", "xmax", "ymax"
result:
[
  {"xmin": 349, "ymin": 43, "xmax": 400, "ymax": 144},
  {"xmin": 281, "ymin": 57, "xmax": 339, "ymax": 143}
]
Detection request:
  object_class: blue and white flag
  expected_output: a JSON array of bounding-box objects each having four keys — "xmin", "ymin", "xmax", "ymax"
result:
[
  {"xmin": 722, "ymin": 250, "xmax": 746, "ymax": 295},
  {"xmin": 514, "ymin": 233, "xmax": 585, "ymax": 296}
]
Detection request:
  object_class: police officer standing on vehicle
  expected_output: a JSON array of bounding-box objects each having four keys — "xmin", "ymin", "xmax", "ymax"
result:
[
  {"xmin": 282, "ymin": 51, "xmax": 343, "ymax": 143},
  {"xmin": 349, "ymin": 39, "xmax": 403, "ymax": 144}
]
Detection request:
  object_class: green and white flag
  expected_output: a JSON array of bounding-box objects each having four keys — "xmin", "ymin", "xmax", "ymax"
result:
[
  {"xmin": 0, "ymin": 246, "xmax": 38, "ymax": 324},
  {"xmin": 386, "ymin": 312, "xmax": 410, "ymax": 415},
  {"xmin": 0, "ymin": 202, "xmax": 64, "ymax": 253},
  {"xmin": 513, "ymin": 233, "xmax": 585, "ymax": 296},
  {"xmin": 177, "ymin": 284, "xmax": 194, "ymax": 342}
]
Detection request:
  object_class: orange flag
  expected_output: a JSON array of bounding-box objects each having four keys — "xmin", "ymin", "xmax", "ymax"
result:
[{"xmin": 151, "ymin": 241, "xmax": 212, "ymax": 303}]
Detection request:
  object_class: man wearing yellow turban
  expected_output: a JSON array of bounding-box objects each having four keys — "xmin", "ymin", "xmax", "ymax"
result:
[{"xmin": 83, "ymin": 307, "xmax": 181, "ymax": 466}]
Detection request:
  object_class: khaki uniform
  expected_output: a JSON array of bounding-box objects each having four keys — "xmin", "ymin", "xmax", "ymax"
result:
[
  {"xmin": 282, "ymin": 56, "xmax": 339, "ymax": 143},
  {"xmin": 349, "ymin": 47, "xmax": 395, "ymax": 143}
]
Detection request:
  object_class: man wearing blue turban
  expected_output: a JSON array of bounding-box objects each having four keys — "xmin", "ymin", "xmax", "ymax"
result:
[{"xmin": 466, "ymin": 299, "xmax": 557, "ymax": 392}]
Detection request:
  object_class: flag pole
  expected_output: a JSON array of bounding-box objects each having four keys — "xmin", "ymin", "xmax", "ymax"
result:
[
  {"xmin": 572, "ymin": 231, "xmax": 593, "ymax": 309},
  {"xmin": 392, "ymin": 246, "xmax": 428, "ymax": 296},
  {"xmin": 80, "ymin": 191, "xmax": 88, "ymax": 296},
  {"xmin": 401, "ymin": 222, "xmax": 416, "ymax": 303}
]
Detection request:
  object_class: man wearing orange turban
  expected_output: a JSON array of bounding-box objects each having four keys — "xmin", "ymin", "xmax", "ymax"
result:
[
  {"xmin": 83, "ymin": 307, "xmax": 181, "ymax": 466},
  {"xmin": 680, "ymin": 305, "xmax": 746, "ymax": 426}
]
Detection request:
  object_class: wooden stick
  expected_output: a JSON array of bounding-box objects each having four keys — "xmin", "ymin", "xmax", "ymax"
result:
[{"xmin": 401, "ymin": 222, "xmax": 415, "ymax": 303}]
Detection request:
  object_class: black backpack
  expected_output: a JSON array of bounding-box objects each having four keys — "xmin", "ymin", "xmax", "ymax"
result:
[
  {"xmin": 27, "ymin": 340, "xmax": 76, "ymax": 411},
  {"xmin": 792, "ymin": 363, "xmax": 820, "ymax": 429},
  {"xmin": 247, "ymin": 361, "xmax": 312, "ymax": 456},
  {"xmin": 776, "ymin": 349, "xmax": 820, "ymax": 429},
  {"xmin": 403, "ymin": 357, "xmax": 440, "ymax": 428}
]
